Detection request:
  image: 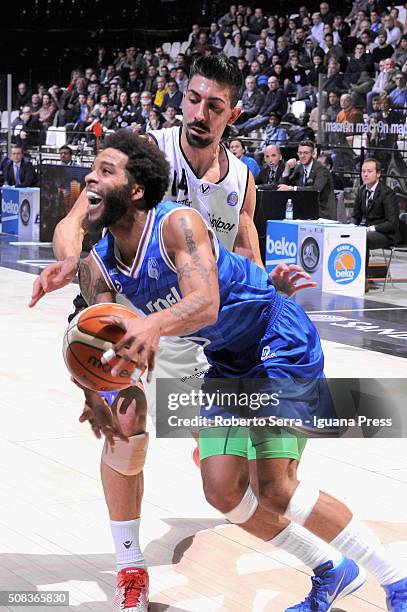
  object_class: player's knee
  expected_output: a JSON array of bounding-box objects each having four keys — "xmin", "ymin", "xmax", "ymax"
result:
[
  {"xmin": 202, "ymin": 474, "xmax": 248, "ymax": 514},
  {"xmin": 102, "ymin": 433, "xmax": 149, "ymax": 476},
  {"xmin": 257, "ymin": 477, "xmax": 299, "ymax": 516}
]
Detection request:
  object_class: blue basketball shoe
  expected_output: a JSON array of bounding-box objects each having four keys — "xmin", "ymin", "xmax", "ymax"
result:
[
  {"xmin": 384, "ymin": 578, "xmax": 407, "ymax": 611},
  {"xmin": 285, "ymin": 558, "xmax": 366, "ymax": 611}
]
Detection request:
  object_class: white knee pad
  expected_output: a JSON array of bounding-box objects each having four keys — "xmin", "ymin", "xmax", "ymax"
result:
[
  {"xmin": 102, "ymin": 432, "xmax": 149, "ymax": 476},
  {"xmin": 224, "ymin": 485, "xmax": 258, "ymax": 524},
  {"xmin": 284, "ymin": 481, "xmax": 320, "ymax": 526}
]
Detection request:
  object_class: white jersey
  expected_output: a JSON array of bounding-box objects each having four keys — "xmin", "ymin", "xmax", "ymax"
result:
[{"xmin": 150, "ymin": 126, "xmax": 249, "ymax": 251}]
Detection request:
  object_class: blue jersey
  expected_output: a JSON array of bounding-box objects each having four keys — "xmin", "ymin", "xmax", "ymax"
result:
[{"xmin": 92, "ymin": 200, "xmax": 283, "ymax": 372}]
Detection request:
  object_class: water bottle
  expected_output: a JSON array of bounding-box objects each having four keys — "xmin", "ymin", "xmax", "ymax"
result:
[{"xmin": 285, "ymin": 198, "xmax": 293, "ymax": 220}]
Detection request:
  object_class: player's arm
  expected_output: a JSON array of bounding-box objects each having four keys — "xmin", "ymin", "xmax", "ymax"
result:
[
  {"xmin": 78, "ymin": 253, "xmax": 116, "ymax": 305},
  {"xmin": 103, "ymin": 209, "xmax": 219, "ymax": 378},
  {"xmin": 233, "ymin": 171, "xmax": 264, "ymax": 267},
  {"xmin": 29, "ymin": 189, "xmax": 89, "ymax": 307}
]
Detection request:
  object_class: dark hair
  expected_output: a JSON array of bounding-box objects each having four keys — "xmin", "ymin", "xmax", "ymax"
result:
[
  {"xmin": 320, "ymin": 153, "xmax": 333, "ymax": 169},
  {"xmin": 299, "ymin": 139, "xmax": 315, "ymax": 150},
  {"xmin": 103, "ymin": 130, "xmax": 170, "ymax": 210},
  {"xmin": 60, "ymin": 145, "xmax": 72, "ymax": 154},
  {"xmin": 363, "ymin": 158, "xmax": 381, "ymax": 173},
  {"xmin": 189, "ymin": 54, "xmax": 243, "ymax": 107},
  {"xmin": 229, "ymin": 138, "xmax": 246, "ymax": 152}
]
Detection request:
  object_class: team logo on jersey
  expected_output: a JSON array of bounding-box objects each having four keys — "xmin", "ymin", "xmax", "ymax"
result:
[
  {"xmin": 227, "ymin": 191, "xmax": 239, "ymax": 206},
  {"xmin": 261, "ymin": 346, "xmax": 277, "ymax": 361},
  {"xmin": 209, "ymin": 213, "xmax": 235, "ymax": 233},
  {"xmin": 200, "ymin": 184, "xmax": 210, "ymax": 194},
  {"xmin": 148, "ymin": 257, "xmax": 160, "ymax": 280},
  {"xmin": 328, "ymin": 244, "xmax": 362, "ymax": 285},
  {"xmin": 113, "ymin": 279, "xmax": 123, "ymax": 293}
]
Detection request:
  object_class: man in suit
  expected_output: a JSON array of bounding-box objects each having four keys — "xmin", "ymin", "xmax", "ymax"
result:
[
  {"xmin": 351, "ymin": 159, "xmax": 400, "ymax": 269},
  {"xmin": 3, "ymin": 145, "xmax": 38, "ymax": 187},
  {"xmin": 255, "ymin": 144, "xmax": 285, "ymax": 187},
  {"xmin": 277, "ymin": 139, "xmax": 337, "ymax": 219}
]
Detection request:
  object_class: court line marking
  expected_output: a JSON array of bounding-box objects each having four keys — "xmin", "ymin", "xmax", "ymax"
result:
[{"xmin": 307, "ymin": 308, "xmax": 407, "ymax": 313}]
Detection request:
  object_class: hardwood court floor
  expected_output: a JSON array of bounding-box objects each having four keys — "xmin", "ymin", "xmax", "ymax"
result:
[{"xmin": 0, "ymin": 266, "xmax": 406, "ymax": 611}]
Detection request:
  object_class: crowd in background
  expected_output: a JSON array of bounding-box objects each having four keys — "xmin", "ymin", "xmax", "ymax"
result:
[{"xmin": 2, "ymin": 1, "xmax": 407, "ymax": 180}]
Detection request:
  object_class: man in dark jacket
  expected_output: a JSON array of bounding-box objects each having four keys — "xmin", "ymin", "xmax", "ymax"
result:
[
  {"xmin": 11, "ymin": 106, "xmax": 44, "ymax": 150},
  {"xmin": 255, "ymin": 144, "xmax": 286, "ymax": 187},
  {"xmin": 235, "ymin": 76, "xmax": 288, "ymax": 136},
  {"xmin": 3, "ymin": 145, "xmax": 38, "ymax": 187},
  {"xmin": 351, "ymin": 159, "xmax": 400, "ymax": 267},
  {"xmin": 278, "ymin": 139, "xmax": 337, "ymax": 219}
]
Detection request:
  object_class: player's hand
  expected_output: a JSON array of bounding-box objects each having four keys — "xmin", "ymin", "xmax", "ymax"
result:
[
  {"xmin": 270, "ymin": 263, "xmax": 318, "ymax": 297},
  {"xmin": 74, "ymin": 380, "xmax": 129, "ymax": 448},
  {"xmin": 101, "ymin": 315, "xmax": 161, "ymax": 384},
  {"xmin": 28, "ymin": 256, "xmax": 80, "ymax": 307}
]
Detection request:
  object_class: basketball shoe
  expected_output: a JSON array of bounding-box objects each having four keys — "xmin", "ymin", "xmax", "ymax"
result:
[
  {"xmin": 113, "ymin": 567, "xmax": 149, "ymax": 611},
  {"xmin": 285, "ymin": 558, "xmax": 366, "ymax": 611},
  {"xmin": 384, "ymin": 577, "xmax": 407, "ymax": 611}
]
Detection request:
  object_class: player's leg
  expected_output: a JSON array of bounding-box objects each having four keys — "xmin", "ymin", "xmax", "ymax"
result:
[
  {"xmin": 199, "ymin": 426, "xmax": 363, "ymax": 612},
  {"xmin": 250, "ymin": 427, "xmax": 407, "ymax": 611},
  {"xmin": 101, "ymin": 386, "xmax": 149, "ymax": 612}
]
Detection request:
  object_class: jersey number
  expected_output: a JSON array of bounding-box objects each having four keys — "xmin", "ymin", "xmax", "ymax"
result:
[{"xmin": 171, "ymin": 168, "xmax": 188, "ymax": 196}]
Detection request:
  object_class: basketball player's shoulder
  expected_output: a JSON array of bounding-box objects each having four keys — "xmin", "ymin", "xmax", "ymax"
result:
[{"xmin": 149, "ymin": 126, "xmax": 180, "ymax": 148}]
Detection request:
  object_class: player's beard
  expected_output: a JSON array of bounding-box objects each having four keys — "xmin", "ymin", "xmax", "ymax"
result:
[
  {"xmin": 87, "ymin": 183, "xmax": 133, "ymax": 232},
  {"xmin": 185, "ymin": 121, "xmax": 214, "ymax": 149}
]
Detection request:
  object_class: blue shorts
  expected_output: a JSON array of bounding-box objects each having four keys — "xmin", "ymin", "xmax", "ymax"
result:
[{"xmin": 200, "ymin": 298, "xmax": 337, "ymax": 431}]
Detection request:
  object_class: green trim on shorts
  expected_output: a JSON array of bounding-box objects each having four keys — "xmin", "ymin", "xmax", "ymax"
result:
[{"xmin": 199, "ymin": 425, "xmax": 307, "ymax": 461}]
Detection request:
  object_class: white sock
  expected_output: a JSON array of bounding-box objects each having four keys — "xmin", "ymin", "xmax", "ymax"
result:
[
  {"xmin": 331, "ymin": 517, "xmax": 406, "ymax": 586},
  {"xmin": 110, "ymin": 518, "xmax": 146, "ymax": 571},
  {"xmin": 271, "ymin": 523, "xmax": 343, "ymax": 571}
]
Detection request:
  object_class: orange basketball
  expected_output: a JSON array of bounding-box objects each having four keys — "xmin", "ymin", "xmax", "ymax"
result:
[{"xmin": 62, "ymin": 303, "xmax": 143, "ymax": 392}]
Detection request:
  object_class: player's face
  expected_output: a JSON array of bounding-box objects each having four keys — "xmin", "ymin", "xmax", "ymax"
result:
[
  {"xmin": 85, "ymin": 148, "xmax": 141, "ymax": 230},
  {"xmin": 182, "ymin": 75, "xmax": 240, "ymax": 149}
]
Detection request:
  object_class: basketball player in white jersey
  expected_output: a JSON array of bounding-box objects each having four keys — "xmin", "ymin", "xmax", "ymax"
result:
[{"xmin": 28, "ymin": 56, "xmax": 381, "ymax": 611}]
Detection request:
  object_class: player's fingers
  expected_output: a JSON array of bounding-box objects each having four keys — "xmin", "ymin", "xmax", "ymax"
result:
[
  {"xmin": 289, "ymin": 272, "xmax": 312, "ymax": 283},
  {"xmin": 28, "ymin": 279, "xmax": 45, "ymax": 308},
  {"xmin": 147, "ymin": 351, "xmax": 156, "ymax": 383},
  {"xmin": 291, "ymin": 281, "xmax": 318, "ymax": 293}
]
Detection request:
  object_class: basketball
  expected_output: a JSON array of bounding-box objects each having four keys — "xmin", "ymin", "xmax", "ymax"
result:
[{"xmin": 62, "ymin": 303, "xmax": 143, "ymax": 392}]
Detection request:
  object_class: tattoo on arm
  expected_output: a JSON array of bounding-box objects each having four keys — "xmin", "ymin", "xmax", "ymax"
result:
[
  {"xmin": 177, "ymin": 217, "xmax": 217, "ymax": 283},
  {"xmin": 79, "ymin": 260, "xmax": 113, "ymax": 305}
]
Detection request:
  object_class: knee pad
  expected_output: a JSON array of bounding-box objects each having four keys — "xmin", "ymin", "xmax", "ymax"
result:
[
  {"xmin": 224, "ymin": 485, "xmax": 258, "ymax": 524},
  {"xmin": 102, "ymin": 432, "xmax": 149, "ymax": 476},
  {"xmin": 284, "ymin": 480, "xmax": 319, "ymax": 526}
]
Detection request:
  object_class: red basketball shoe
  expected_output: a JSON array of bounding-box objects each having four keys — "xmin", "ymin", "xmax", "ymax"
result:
[{"xmin": 113, "ymin": 567, "xmax": 149, "ymax": 611}]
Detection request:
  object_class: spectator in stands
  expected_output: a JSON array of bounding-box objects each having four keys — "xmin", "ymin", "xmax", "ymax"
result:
[
  {"xmin": 218, "ymin": 5, "xmax": 238, "ymax": 34},
  {"xmin": 320, "ymin": 1, "xmax": 334, "ymax": 25},
  {"xmin": 337, "ymin": 92, "xmax": 364, "ymax": 123},
  {"xmin": 389, "ymin": 7, "xmax": 403, "ymax": 31},
  {"xmin": 223, "ymin": 32, "xmax": 246, "ymax": 59},
  {"xmin": 208, "ymin": 22, "xmax": 226, "ymax": 53},
  {"xmin": 287, "ymin": 112, "xmax": 316, "ymax": 143},
  {"xmin": 126, "ymin": 68, "xmax": 144, "ymax": 94},
  {"xmin": 366, "ymin": 58, "xmax": 396, "ymax": 113},
  {"xmin": 350, "ymin": 70, "xmax": 375, "ymax": 109},
  {"xmin": 58, "ymin": 145, "xmax": 74, "ymax": 165},
  {"xmin": 66, "ymin": 93, "xmax": 92, "ymax": 144},
  {"xmin": 234, "ymin": 75, "xmax": 288, "ymax": 135},
  {"xmin": 146, "ymin": 108, "xmax": 164, "ymax": 132},
  {"xmin": 311, "ymin": 12, "xmax": 325, "ymax": 45},
  {"xmin": 392, "ymin": 35, "xmax": 407, "ymax": 68},
  {"xmin": 369, "ymin": 10, "xmax": 382, "ymax": 34},
  {"xmin": 11, "ymin": 105, "xmax": 43, "ymax": 150},
  {"xmin": 379, "ymin": 15, "xmax": 402, "ymax": 48},
  {"xmin": 129, "ymin": 97, "xmax": 152, "ymax": 133},
  {"xmin": 153, "ymin": 76, "xmax": 169, "ymax": 109},
  {"xmin": 372, "ymin": 31, "xmax": 395, "ymax": 65},
  {"xmin": 3, "ymin": 145, "xmax": 38, "ymax": 187},
  {"xmin": 259, "ymin": 113, "xmax": 288, "ymax": 149},
  {"xmin": 324, "ymin": 89, "xmax": 341, "ymax": 121},
  {"xmin": 30, "ymin": 93, "xmax": 42, "ymax": 116},
  {"xmin": 275, "ymin": 36, "xmax": 289, "ymax": 66},
  {"xmin": 323, "ymin": 32, "xmax": 348, "ymax": 70},
  {"xmin": 332, "ymin": 13, "xmax": 351, "ymax": 44},
  {"xmin": 14, "ymin": 82, "xmax": 31, "ymax": 110},
  {"xmin": 300, "ymin": 37, "xmax": 323, "ymax": 70},
  {"xmin": 248, "ymin": 7, "xmax": 268, "ymax": 39},
  {"xmin": 235, "ymin": 75, "xmax": 265, "ymax": 124},
  {"xmin": 229, "ymin": 138, "xmax": 260, "ymax": 177},
  {"xmin": 284, "ymin": 55, "xmax": 307, "ymax": 96},
  {"xmin": 322, "ymin": 61, "xmax": 348, "ymax": 96},
  {"xmin": 390, "ymin": 73, "xmax": 407, "ymax": 113},
  {"xmin": 0, "ymin": 152, "xmax": 9, "ymax": 186},
  {"xmin": 188, "ymin": 31, "xmax": 212, "ymax": 57},
  {"xmin": 307, "ymin": 53, "xmax": 327, "ymax": 88},
  {"xmin": 175, "ymin": 67, "xmax": 189, "ymax": 93},
  {"xmin": 162, "ymin": 105, "xmax": 182, "ymax": 128},
  {"xmin": 161, "ymin": 80, "xmax": 183, "ymax": 112},
  {"xmin": 351, "ymin": 158, "xmax": 400, "ymax": 276},
  {"xmin": 344, "ymin": 42, "xmax": 374, "ymax": 85},
  {"xmin": 237, "ymin": 56, "xmax": 250, "ymax": 78},
  {"xmin": 144, "ymin": 65, "xmax": 158, "ymax": 94},
  {"xmin": 255, "ymin": 144, "xmax": 285, "ymax": 186},
  {"xmin": 38, "ymin": 93, "xmax": 57, "ymax": 129},
  {"xmin": 278, "ymin": 139, "xmax": 337, "ymax": 219}
]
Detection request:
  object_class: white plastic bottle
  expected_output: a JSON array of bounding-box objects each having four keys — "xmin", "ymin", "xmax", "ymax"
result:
[{"xmin": 285, "ymin": 198, "xmax": 293, "ymax": 220}]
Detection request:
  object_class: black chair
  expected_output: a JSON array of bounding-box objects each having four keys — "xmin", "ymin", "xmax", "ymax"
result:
[{"xmin": 383, "ymin": 212, "xmax": 407, "ymax": 289}]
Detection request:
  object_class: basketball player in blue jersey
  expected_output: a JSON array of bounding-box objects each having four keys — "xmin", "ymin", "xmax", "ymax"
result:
[
  {"xmin": 79, "ymin": 131, "xmax": 407, "ymax": 612},
  {"xmin": 28, "ymin": 57, "xmax": 407, "ymax": 610}
]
